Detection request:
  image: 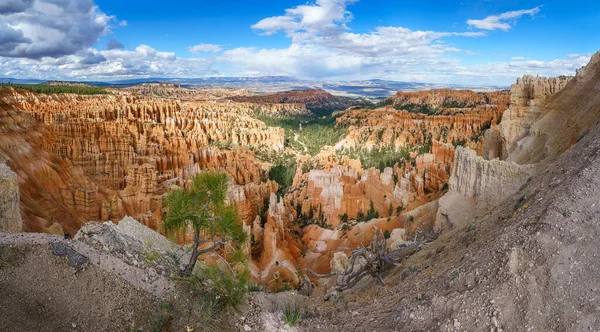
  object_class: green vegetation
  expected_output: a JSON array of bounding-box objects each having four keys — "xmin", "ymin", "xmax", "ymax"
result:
[
  {"xmin": 256, "ymin": 113, "xmax": 347, "ymax": 195},
  {"xmin": 152, "ymin": 302, "xmax": 173, "ymax": 332},
  {"xmin": 363, "ymin": 97, "xmax": 394, "ymax": 109},
  {"xmin": 452, "ymin": 138, "xmax": 467, "ymax": 148},
  {"xmin": 339, "ymin": 213, "xmax": 349, "ymax": 223},
  {"xmin": 269, "ymin": 163, "xmax": 296, "ymax": 194},
  {"xmin": 163, "ymin": 171, "xmax": 247, "ymax": 276},
  {"xmin": 0, "ymin": 83, "xmax": 108, "ymax": 95},
  {"xmin": 341, "ymin": 145, "xmax": 411, "ymax": 172},
  {"xmin": 395, "ymin": 103, "xmax": 438, "ymax": 115},
  {"xmin": 282, "ymin": 301, "xmax": 303, "ymax": 327},
  {"xmin": 195, "ymin": 265, "xmax": 249, "ymax": 310},
  {"xmin": 356, "ymin": 201, "xmax": 379, "ymax": 222},
  {"xmin": 256, "ymin": 114, "xmax": 347, "ymax": 156}
]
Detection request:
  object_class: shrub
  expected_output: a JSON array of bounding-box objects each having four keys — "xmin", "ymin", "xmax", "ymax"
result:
[
  {"xmin": 282, "ymin": 301, "xmax": 303, "ymax": 327},
  {"xmin": 340, "ymin": 145, "xmax": 410, "ymax": 172},
  {"xmin": 339, "ymin": 213, "xmax": 349, "ymax": 223}
]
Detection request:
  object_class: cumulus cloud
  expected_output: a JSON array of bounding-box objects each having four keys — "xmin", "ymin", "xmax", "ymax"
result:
[
  {"xmin": 0, "ymin": 0, "xmax": 590, "ymax": 85},
  {"xmin": 0, "ymin": 0, "xmax": 114, "ymax": 59},
  {"xmin": 0, "ymin": 45, "xmax": 216, "ymax": 80},
  {"xmin": 105, "ymin": 39, "xmax": 125, "ymax": 50},
  {"xmin": 252, "ymin": 0, "xmax": 356, "ymax": 39},
  {"xmin": 224, "ymin": 0, "xmax": 489, "ymax": 80},
  {"xmin": 467, "ymin": 7, "xmax": 541, "ymax": 31},
  {"xmin": 188, "ymin": 44, "xmax": 223, "ymax": 53}
]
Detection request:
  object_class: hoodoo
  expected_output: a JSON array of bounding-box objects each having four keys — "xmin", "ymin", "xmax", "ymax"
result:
[{"xmin": 0, "ymin": 1, "xmax": 597, "ymax": 330}]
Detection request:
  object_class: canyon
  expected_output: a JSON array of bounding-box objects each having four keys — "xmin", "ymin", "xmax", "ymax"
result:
[
  {"xmin": 1, "ymin": 51, "xmax": 600, "ymax": 331},
  {"xmin": 0, "ymin": 81, "xmax": 512, "ymax": 289}
]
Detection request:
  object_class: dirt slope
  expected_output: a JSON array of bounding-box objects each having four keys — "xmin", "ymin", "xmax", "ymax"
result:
[
  {"xmin": 299, "ymin": 121, "xmax": 600, "ymax": 331},
  {"xmin": 0, "ymin": 242, "xmax": 163, "ymax": 331}
]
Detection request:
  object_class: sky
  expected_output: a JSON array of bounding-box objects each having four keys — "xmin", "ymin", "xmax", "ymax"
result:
[{"xmin": 0, "ymin": 0, "xmax": 598, "ymax": 85}]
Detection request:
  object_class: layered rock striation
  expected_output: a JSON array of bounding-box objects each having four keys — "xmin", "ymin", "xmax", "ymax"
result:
[{"xmin": 0, "ymin": 163, "xmax": 22, "ymax": 233}]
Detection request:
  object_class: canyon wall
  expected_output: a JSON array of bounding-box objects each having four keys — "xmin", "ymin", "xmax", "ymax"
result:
[
  {"xmin": 490, "ymin": 75, "xmax": 573, "ymax": 163},
  {"xmin": 509, "ymin": 75, "xmax": 572, "ymax": 107},
  {"xmin": 440, "ymin": 51, "xmax": 600, "ymax": 231},
  {"xmin": 0, "ymin": 163, "xmax": 22, "ymax": 233},
  {"xmin": 435, "ymin": 147, "xmax": 533, "ymax": 231}
]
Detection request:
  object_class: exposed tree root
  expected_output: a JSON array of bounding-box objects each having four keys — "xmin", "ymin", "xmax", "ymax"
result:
[{"xmin": 306, "ymin": 226, "xmax": 439, "ymax": 300}]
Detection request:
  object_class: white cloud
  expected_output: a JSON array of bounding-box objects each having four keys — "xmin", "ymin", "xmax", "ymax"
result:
[
  {"xmin": 0, "ymin": 0, "xmax": 116, "ymax": 59},
  {"xmin": 0, "ymin": 45, "xmax": 216, "ymax": 80},
  {"xmin": 119, "ymin": 20, "xmax": 128, "ymax": 27},
  {"xmin": 252, "ymin": 0, "xmax": 356, "ymax": 39},
  {"xmin": 188, "ymin": 44, "xmax": 223, "ymax": 53},
  {"xmin": 467, "ymin": 7, "xmax": 541, "ymax": 31},
  {"xmin": 0, "ymin": 0, "xmax": 591, "ymax": 86}
]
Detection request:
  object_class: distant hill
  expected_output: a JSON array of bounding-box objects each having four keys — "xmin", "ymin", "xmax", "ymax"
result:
[{"xmin": 229, "ymin": 88, "xmax": 373, "ymax": 116}]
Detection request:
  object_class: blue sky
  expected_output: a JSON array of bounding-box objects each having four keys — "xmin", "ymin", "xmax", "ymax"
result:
[{"xmin": 0, "ymin": 0, "xmax": 598, "ymax": 85}]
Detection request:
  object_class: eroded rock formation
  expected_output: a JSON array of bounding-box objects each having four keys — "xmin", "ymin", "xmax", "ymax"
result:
[
  {"xmin": 0, "ymin": 81, "xmax": 515, "ymax": 287},
  {"xmin": 435, "ymin": 147, "xmax": 533, "ymax": 231},
  {"xmin": 0, "ymin": 163, "xmax": 22, "ymax": 233},
  {"xmin": 440, "ymin": 50, "xmax": 600, "ymax": 231}
]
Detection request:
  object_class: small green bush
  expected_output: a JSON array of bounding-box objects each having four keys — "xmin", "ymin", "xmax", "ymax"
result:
[{"xmin": 282, "ymin": 301, "xmax": 303, "ymax": 327}]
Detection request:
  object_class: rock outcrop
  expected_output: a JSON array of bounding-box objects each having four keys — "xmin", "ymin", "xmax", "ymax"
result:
[
  {"xmin": 509, "ymin": 75, "xmax": 572, "ymax": 107},
  {"xmin": 392, "ymin": 89, "xmax": 509, "ymax": 111},
  {"xmin": 435, "ymin": 147, "xmax": 533, "ymax": 231},
  {"xmin": 335, "ymin": 101, "xmax": 504, "ymax": 156},
  {"xmin": 0, "ymin": 163, "xmax": 22, "ymax": 233},
  {"xmin": 0, "ymin": 89, "xmax": 283, "ymax": 235},
  {"xmin": 439, "ymin": 51, "xmax": 600, "ymax": 231}
]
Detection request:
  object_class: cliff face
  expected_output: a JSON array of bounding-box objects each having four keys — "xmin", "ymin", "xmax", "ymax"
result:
[
  {"xmin": 435, "ymin": 147, "xmax": 533, "ymax": 230},
  {"xmin": 116, "ymin": 83, "xmax": 251, "ymax": 101},
  {"xmin": 440, "ymin": 50, "xmax": 600, "ymax": 230},
  {"xmin": 286, "ymin": 140, "xmax": 454, "ymax": 229},
  {"xmin": 392, "ymin": 89, "xmax": 509, "ymax": 111},
  {"xmin": 0, "ymin": 163, "xmax": 22, "ymax": 233},
  {"xmin": 0, "ymin": 80, "xmax": 518, "ymax": 288},
  {"xmin": 335, "ymin": 106, "xmax": 501, "ymax": 155},
  {"xmin": 509, "ymin": 75, "xmax": 572, "ymax": 107}
]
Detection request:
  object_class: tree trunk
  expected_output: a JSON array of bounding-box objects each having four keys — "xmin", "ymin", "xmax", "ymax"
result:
[{"xmin": 182, "ymin": 229, "xmax": 201, "ymax": 277}]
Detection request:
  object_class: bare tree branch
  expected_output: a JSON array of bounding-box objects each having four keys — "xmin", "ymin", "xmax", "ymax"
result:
[{"xmin": 306, "ymin": 226, "xmax": 440, "ymax": 300}]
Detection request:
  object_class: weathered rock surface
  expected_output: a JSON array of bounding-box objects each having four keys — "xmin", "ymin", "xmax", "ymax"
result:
[
  {"xmin": 0, "ymin": 88, "xmax": 281, "ymax": 234},
  {"xmin": 489, "ymin": 74, "xmax": 575, "ymax": 163},
  {"xmin": 392, "ymin": 89, "xmax": 509, "ymax": 111},
  {"xmin": 436, "ymin": 147, "xmax": 533, "ymax": 230},
  {"xmin": 509, "ymin": 75, "xmax": 572, "ymax": 107},
  {"xmin": 0, "ymin": 163, "xmax": 21, "ymax": 233}
]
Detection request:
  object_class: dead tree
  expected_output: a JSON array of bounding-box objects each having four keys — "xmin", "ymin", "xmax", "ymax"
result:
[{"xmin": 306, "ymin": 226, "xmax": 439, "ymax": 300}]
